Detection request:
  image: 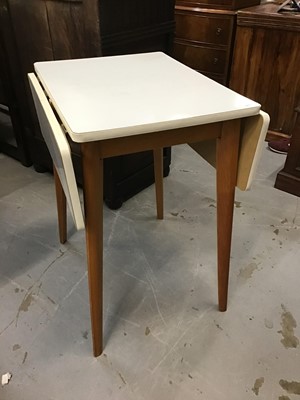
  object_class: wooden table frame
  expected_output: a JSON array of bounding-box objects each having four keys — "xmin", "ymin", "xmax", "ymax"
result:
[{"xmin": 55, "ymin": 119, "xmax": 240, "ymax": 357}]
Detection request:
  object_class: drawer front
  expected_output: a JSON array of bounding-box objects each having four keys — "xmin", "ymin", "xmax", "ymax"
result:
[
  {"xmin": 176, "ymin": 0, "xmax": 260, "ymax": 10},
  {"xmin": 174, "ymin": 41, "xmax": 228, "ymax": 74},
  {"xmin": 175, "ymin": 12, "xmax": 233, "ymax": 46},
  {"xmin": 177, "ymin": 0, "xmax": 234, "ymax": 8}
]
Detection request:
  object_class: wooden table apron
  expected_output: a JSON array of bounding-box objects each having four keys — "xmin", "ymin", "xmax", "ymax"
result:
[{"xmin": 79, "ymin": 119, "xmax": 241, "ymax": 357}]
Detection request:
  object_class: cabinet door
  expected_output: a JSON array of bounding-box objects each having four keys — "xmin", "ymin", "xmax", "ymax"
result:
[
  {"xmin": 0, "ymin": 35, "xmax": 31, "ymax": 164},
  {"xmin": 0, "ymin": 0, "xmax": 101, "ymax": 168},
  {"xmin": 230, "ymin": 25, "xmax": 300, "ymax": 135},
  {"xmin": 6, "ymin": 0, "xmax": 101, "ymax": 69}
]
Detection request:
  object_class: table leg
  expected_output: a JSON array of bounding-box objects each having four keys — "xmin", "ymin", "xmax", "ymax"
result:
[
  {"xmin": 216, "ymin": 119, "xmax": 240, "ymax": 311},
  {"xmin": 81, "ymin": 143, "xmax": 103, "ymax": 357},
  {"xmin": 53, "ymin": 164, "xmax": 67, "ymax": 244},
  {"xmin": 153, "ymin": 148, "xmax": 164, "ymax": 219}
]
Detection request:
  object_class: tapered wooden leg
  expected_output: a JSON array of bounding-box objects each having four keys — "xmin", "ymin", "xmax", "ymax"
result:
[
  {"xmin": 216, "ymin": 119, "xmax": 240, "ymax": 312},
  {"xmin": 81, "ymin": 143, "xmax": 103, "ymax": 357},
  {"xmin": 53, "ymin": 164, "xmax": 67, "ymax": 244},
  {"xmin": 153, "ymin": 148, "xmax": 164, "ymax": 220}
]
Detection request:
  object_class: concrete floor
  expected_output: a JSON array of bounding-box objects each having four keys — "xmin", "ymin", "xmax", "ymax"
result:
[{"xmin": 0, "ymin": 145, "xmax": 299, "ymax": 400}]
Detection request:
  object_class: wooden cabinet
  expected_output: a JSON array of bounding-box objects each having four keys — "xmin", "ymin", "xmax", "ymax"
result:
[
  {"xmin": 229, "ymin": 3, "xmax": 300, "ymax": 137},
  {"xmin": 0, "ymin": 37, "xmax": 31, "ymax": 165},
  {"xmin": 99, "ymin": 1, "xmax": 175, "ymax": 55},
  {"xmin": 173, "ymin": 0, "xmax": 259, "ymax": 85},
  {"xmin": 0, "ymin": 0, "xmax": 174, "ymax": 208},
  {"xmin": 174, "ymin": 7, "xmax": 235, "ymax": 84},
  {"xmin": 275, "ymin": 108, "xmax": 300, "ymax": 197}
]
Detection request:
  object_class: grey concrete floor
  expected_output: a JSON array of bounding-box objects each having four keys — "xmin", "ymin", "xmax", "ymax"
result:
[{"xmin": 0, "ymin": 145, "xmax": 299, "ymax": 400}]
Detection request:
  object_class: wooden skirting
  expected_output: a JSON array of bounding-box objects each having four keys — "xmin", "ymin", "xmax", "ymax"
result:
[{"xmin": 275, "ymin": 171, "xmax": 300, "ymax": 198}]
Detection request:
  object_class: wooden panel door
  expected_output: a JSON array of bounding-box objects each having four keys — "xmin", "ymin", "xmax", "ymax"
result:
[
  {"xmin": 0, "ymin": 0, "xmax": 101, "ymax": 168},
  {"xmin": 229, "ymin": 4, "xmax": 300, "ymax": 136}
]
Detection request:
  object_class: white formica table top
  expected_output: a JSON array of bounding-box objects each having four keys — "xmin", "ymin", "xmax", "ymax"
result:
[{"xmin": 34, "ymin": 52, "xmax": 261, "ymax": 143}]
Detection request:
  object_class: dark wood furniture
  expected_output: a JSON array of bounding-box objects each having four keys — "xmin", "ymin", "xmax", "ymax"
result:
[
  {"xmin": 0, "ymin": 0, "xmax": 175, "ymax": 208},
  {"xmin": 230, "ymin": 3, "xmax": 300, "ymax": 138},
  {"xmin": 0, "ymin": 38, "xmax": 31, "ymax": 165},
  {"xmin": 173, "ymin": 0, "xmax": 260, "ymax": 85},
  {"xmin": 275, "ymin": 107, "xmax": 300, "ymax": 197}
]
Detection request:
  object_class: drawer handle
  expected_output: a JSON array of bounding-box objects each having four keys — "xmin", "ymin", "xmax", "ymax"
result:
[
  {"xmin": 213, "ymin": 57, "xmax": 219, "ymax": 65},
  {"xmin": 216, "ymin": 28, "xmax": 222, "ymax": 36}
]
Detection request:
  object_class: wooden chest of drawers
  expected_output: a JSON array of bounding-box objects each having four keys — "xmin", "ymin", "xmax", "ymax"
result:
[
  {"xmin": 173, "ymin": 0, "xmax": 260, "ymax": 85},
  {"xmin": 174, "ymin": 6, "xmax": 235, "ymax": 84}
]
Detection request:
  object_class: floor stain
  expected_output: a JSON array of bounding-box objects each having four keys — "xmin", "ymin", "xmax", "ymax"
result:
[
  {"xmin": 188, "ymin": 374, "xmax": 193, "ymax": 379},
  {"xmin": 238, "ymin": 263, "xmax": 258, "ymax": 282},
  {"xmin": 278, "ymin": 305, "xmax": 299, "ymax": 349},
  {"xmin": 14, "ymin": 288, "xmax": 19, "ymax": 293},
  {"xmin": 278, "ymin": 396, "xmax": 291, "ymax": 400},
  {"xmin": 264, "ymin": 319, "xmax": 274, "ymax": 329},
  {"xmin": 192, "ymin": 306, "xmax": 199, "ymax": 311},
  {"xmin": 82, "ymin": 330, "xmax": 88, "ymax": 339},
  {"xmin": 145, "ymin": 326, "xmax": 150, "ymax": 336},
  {"xmin": 234, "ymin": 201, "xmax": 242, "ymax": 208},
  {"xmin": 118, "ymin": 372, "xmax": 126, "ymax": 385},
  {"xmin": 170, "ymin": 212, "xmax": 179, "ymax": 217},
  {"xmin": 203, "ymin": 197, "xmax": 216, "ymax": 205},
  {"xmin": 252, "ymin": 377, "xmax": 264, "ymax": 395},
  {"xmin": 215, "ymin": 321, "xmax": 223, "ymax": 331},
  {"xmin": 22, "ymin": 351, "xmax": 28, "ymax": 364},
  {"xmin": 18, "ymin": 291, "xmax": 34, "ymax": 313},
  {"xmin": 281, "ymin": 218, "xmax": 288, "ymax": 224},
  {"xmin": 47, "ymin": 296, "xmax": 56, "ymax": 305},
  {"xmin": 12, "ymin": 344, "xmax": 21, "ymax": 351},
  {"xmin": 274, "ymin": 229, "xmax": 279, "ymax": 235},
  {"xmin": 279, "ymin": 379, "xmax": 300, "ymax": 395}
]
